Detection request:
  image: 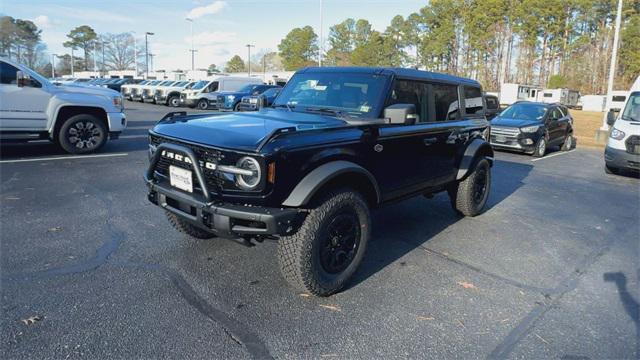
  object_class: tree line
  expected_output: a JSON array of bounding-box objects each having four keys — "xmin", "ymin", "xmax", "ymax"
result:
[
  {"xmin": 263, "ymin": 0, "xmax": 639, "ymax": 93},
  {"xmin": 3, "ymin": 0, "xmax": 638, "ymax": 94}
]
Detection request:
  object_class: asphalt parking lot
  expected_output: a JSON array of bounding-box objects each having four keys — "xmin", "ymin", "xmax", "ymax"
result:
[{"xmin": 1, "ymin": 102, "xmax": 638, "ymax": 359}]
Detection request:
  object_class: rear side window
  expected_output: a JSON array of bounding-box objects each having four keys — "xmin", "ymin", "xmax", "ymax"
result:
[
  {"xmin": 0, "ymin": 61, "xmax": 18, "ymax": 84},
  {"xmin": 433, "ymin": 83, "xmax": 459, "ymax": 121},
  {"xmin": 463, "ymin": 86, "xmax": 483, "ymax": 116}
]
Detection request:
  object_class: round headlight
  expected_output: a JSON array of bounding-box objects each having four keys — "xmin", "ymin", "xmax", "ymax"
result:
[{"xmin": 235, "ymin": 157, "xmax": 261, "ymax": 190}]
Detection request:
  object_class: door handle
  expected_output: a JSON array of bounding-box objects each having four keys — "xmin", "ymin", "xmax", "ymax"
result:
[{"xmin": 423, "ymin": 137, "xmax": 438, "ymax": 146}]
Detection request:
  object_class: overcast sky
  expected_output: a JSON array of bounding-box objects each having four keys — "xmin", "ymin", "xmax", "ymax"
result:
[{"xmin": 4, "ymin": 0, "xmax": 423, "ymax": 70}]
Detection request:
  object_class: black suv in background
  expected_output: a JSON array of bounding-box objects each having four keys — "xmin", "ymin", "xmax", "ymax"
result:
[
  {"xmin": 145, "ymin": 67, "xmax": 494, "ymax": 296},
  {"xmin": 490, "ymin": 101, "xmax": 574, "ymax": 157}
]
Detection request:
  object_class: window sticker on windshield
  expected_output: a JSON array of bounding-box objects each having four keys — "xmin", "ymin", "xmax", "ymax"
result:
[{"xmin": 360, "ymin": 105, "xmax": 370, "ymax": 112}]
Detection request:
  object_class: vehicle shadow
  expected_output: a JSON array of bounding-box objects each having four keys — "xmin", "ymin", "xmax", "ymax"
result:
[{"xmin": 347, "ymin": 158, "xmax": 533, "ymax": 290}]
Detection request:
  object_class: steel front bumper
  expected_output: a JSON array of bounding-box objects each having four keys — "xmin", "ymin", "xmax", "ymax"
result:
[
  {"xmin": 605, "ymin": 146, "xmax": 640, "ymax": 171},
  {"xmin": 144, "ymin": 142, "xmax": 300, "ymax": 237}
]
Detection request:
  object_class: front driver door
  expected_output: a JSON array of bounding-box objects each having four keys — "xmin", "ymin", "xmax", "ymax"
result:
[{"xmin": 0, "ymin": 61, "xmax": 51, "ymax": 130}]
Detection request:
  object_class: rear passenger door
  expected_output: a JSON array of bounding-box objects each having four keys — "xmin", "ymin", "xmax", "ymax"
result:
[{"xmin": 546, "ymin": 107, "xmax": 564, "ymax": 144}]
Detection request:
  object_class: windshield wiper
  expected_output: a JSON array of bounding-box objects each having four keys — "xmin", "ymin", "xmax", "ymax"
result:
[
  {"xmin": 304, "ymin": 107, "xmax": 348, "ymax": 117},
  {"xmin": 621, "ymin": 115, "xmax": 639, "ymax": 122}
]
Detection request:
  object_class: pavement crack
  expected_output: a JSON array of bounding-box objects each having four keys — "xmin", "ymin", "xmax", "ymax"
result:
[{"xmin": 114, "ymin": 261, "xmax": 273, "ymax": 360}]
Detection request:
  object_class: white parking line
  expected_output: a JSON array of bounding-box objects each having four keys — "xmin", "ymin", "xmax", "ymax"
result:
[
  {"xmin": 531, "ymin": 149, "xmax": 576, "ymax": 162},
  {"xmin": 119, "ymin": 135, "xmax": 148, "ymax": 139},
  {"xmin": 0, "ymin": 153, "xmax": 128, "ymax": 164}
]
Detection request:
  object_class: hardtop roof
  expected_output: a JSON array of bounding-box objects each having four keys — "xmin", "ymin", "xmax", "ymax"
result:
[{"xmin": 298, "ymin": 66, "xmax": 481, "ymax": 87}]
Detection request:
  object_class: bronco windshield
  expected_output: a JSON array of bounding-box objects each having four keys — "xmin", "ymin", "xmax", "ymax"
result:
[
  {"xmin": 273, "ymin": 72, "xmax": 389, "ymax": 118},
  {"xmin": 499, "ymin": 103, "xmax": 548, "ymax": 121},
  {"xmin": 621, "ymin": 93, "xmax": 640, "ymax": 122}
]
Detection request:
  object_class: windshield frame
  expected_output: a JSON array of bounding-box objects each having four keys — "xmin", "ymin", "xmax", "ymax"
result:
[
  {"xmin": 191, "ymin": 80, "xmax": 209, "ymax": 90},
  {"xmin": 273, "ymin": 71, "xmax": 391, "ymax": 119}
]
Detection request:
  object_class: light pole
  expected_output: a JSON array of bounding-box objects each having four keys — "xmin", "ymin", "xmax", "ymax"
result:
[
  {"xmin": 130, "ymin": 31, "xmax": 139, "ymax": 76},
  {"xmin": 102, "ymin": 41, "xmax": 106, "ymax": 76},
  {"xmin": 145, "ymin": 32, "xmax": 154, "ymax": 78},
  {"xmin": 51, "ymin": 54, "xmax": 57, "ymax": 78},
  {"xmin": 93, "ymin": 42, "xmax": 98, "ymax": 76},
  {"xmin": 149, "ymin": 53, "xmax": 155, "ymax": 72},
  {"xmin": 601, "ymin": 0, "xmax": 624, "ymax": 131},
  {"xmin": 70, "ymin": 47, "xmax": 75, "ymax": 77},
  {"xmin": 186, "ymin": 18, "xmax": 197, "ymax": 71},
  {"xmin": 246, "ymin": 44, "xmax": 254, "ymax": 76}
]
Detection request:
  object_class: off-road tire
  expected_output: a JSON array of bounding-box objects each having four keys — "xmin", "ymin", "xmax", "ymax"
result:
[
  {"xmin": 165, "ymin": 211, "xmax": 216, "ymax": 239},
  {"xmin": 278, "ymin": 189, "xmax": 371, "ymax": 296},
  {"xmin": 533, "ymin": 136, "xmax": 546, "ymax": 157},
  {"xmin": 561, "ymin": 132, "xmax": 574, "ymax": 151},
  {"xmin": 58, "ymin": 114, "xmax": 108, "ymax": 154},
  {"xmin": 448, "ymin": 158, "xmax": 491, "ymax": 217},
  {"xmin": 197, "ymin": 99, "xmax": 209, "ymax": 110}
]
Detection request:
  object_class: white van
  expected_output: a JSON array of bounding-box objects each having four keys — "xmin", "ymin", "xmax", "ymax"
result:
[
  {"xmin": 604, "ymin": 76, "xmax": 640, "ymax": 174},
  {"xmin": 180, "ymin": 76, "xmax": 263, "ymax": 109}
]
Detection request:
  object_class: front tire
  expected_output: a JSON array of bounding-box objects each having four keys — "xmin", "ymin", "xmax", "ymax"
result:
[
  {"xmin": 234, "ymin": 102, "xmax": 241, "ymax": 112},
  {"xmin": 278, "ymin": 189, "xmax": 371, "ymax": 296},
  {"xmin": 58, "ymin": 114, "xmax": 107, "ymax": 154},
  {"xmin": 448, "ymin": 158, "xmax": 491, "ymax": 217},
  {"xmin": 168, "ymin": 95, "xmax": 180, "ymax": 107},
  {"xmin": 561, "ymin": 132, "xmax": 574, "ymax": 151},
  {"xmin": 165, "ymin": 211, "xmax": 216, "ymax": 239},
  {"xmin": 533, "ymin": 136, "xmax": 546, "ymax": 157},
  {"xmin": 197, "ymin": 99, "xmax": 209, "ymax": 110}
]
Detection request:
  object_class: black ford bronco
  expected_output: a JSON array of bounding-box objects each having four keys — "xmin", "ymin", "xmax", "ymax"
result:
[{"xmin": 145, "ymin": 67, "xmax": 493, "ymax": 296}]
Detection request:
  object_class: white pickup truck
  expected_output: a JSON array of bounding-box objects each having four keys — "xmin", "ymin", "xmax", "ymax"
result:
[{"xmin": 0, "ymin": 58, "xmax": 127, "ymax": 154}]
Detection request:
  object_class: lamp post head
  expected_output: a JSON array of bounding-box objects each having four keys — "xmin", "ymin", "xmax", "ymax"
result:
[{"xmin": 146, "ymin": 32, "xmax": 154, "ymax": 36}]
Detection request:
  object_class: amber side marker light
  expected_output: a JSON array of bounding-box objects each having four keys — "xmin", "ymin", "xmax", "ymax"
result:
[{"xmin": 267, "ymin": 162, "xmax": 276, "ymax": 184}]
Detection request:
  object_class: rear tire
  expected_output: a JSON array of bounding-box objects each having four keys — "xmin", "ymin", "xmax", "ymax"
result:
[
  {"xmin": 197, "ymin": 99, "xmax": 209, "ymax": 110},
  {"xmin": 165, "ymin": 211, "xmax": 216, "ymax": 239},
  {"xmin": 278, "ymin": 188, "xmax": 370, "ymax": 296},
  {"xmin": 448, "ymin": 158, "xmax": 491, "ymax": 217},
  {"xmin": 58, "ymin": 114, "xmax": 107, "ymax": 154}
]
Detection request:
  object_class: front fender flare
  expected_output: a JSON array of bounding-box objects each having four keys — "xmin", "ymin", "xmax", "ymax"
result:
[
  {"xmin": 456, "ymin": 138, "xmax": 494, "ymax": 180},
  {"xmin": 282, "ymin": 160, "xmax": 381, "ymax": 207}
]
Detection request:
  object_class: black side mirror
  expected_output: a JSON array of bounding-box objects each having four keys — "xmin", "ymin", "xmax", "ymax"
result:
[
  {"xmin": 606, "ymin": 110, "xmax": 616, "ymax": 126},
  {"xmin": 384, "ymin": 103, "xmax": 417, "ymax": 125},
  {"xmin": 16, "ymin": 71, "xmax": 27, "ymax": 87}
]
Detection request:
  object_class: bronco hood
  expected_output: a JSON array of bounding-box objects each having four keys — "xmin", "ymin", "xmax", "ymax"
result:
[{"xmin": 152, "ymin": 108, "xmax": 347, "ymax": 151}]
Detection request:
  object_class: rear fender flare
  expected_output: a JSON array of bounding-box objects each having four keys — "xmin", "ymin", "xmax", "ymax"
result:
[{"xmin": 456, "ymin": 138, "xmax": 494, "ymax": 180}]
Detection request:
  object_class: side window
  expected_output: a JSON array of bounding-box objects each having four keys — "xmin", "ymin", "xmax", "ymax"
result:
[
  {"xmin": 388, "ymin": 79, "xmax": 428, "ymax": 123},
  {"xmin": 486, "ymin": 97, "xmax": 499, "ymax": 110},
  {"xmin": 0, "ymin": 62, "xmax": 19, "ymax": 85},
  {"xmin": 550, "ymin": 107, "xmax": 562, "ymax": 120},
  {"xmin": 206, "ymin": 81, "xmax": 219, "ymax": 93},
  {"xmin": 463, "ymin": 86, "xmax": 483, "ymax": 116},
  {"xmin": 432, "ymin": 83, "xmax": 459, "ymax": 121}
]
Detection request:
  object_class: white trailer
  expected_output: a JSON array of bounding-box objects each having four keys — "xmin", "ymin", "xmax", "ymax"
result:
[
  {"xmin": 580, "ymin": 95, "xmax": 607, "ymax": 112},
  {"xmin": 539, "ymin": 88, "xmax": 580, "ymax": 107},
  {"xmin": 499, "ymin": 83, "xmax": 542, "ymax": 105}
]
